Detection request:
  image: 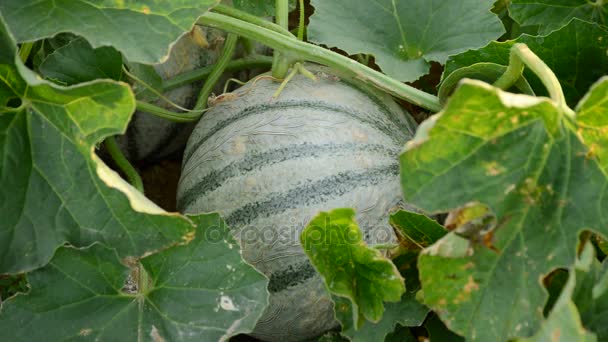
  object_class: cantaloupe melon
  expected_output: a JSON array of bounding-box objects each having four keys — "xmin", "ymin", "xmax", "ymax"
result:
[{"xmin": 177, "ymin": 65, "xmax": 417, "ymax": 341}]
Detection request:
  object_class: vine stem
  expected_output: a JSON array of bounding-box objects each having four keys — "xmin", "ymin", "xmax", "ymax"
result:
[
  {"xmin": 18, "ymin": 42, "xmax": 34, "ymax": 63},
  {"xmin": 162, "ymin": 55, "xmax": 273, "ymax": 91},
  {"xmin": 493, "ymin": 54, "xmax": 524, "ymax": 90},
  {"xmin": 136, "ymin": 101, "xmax": 202, "ymax": 122},
  {"xmin": 297, "ymin": 0, "xmax": 305, "ymax": 41},
  {"xmin": 272, "ymin": 0, "xmax": 291, "ymax": 79},
  {"xmin": 104, "ymin": 136, "xmax": 144, "ymax": 193},
  {"xmin": 239, "ymin": 37, "xmax": 255, "ymax": 55},
  {"xmin": 194, "ymin": 33, "xmax": 239, "ymax": 110},
  {"xmin": 212, "ymin": 4, "xmax": 293, "ymax": 37},
  {"xmin": 495, "ymin": 43, "xmax": 574, "ymax": 119},
  {"xmin": 198, "ymin": 12, "xmax": 442, "ymax": 112}
]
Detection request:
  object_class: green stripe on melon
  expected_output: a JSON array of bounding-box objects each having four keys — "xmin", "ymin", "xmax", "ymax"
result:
[{"xmin": 177, "ymin": 65, "xmax": 417, "ymax": 341}]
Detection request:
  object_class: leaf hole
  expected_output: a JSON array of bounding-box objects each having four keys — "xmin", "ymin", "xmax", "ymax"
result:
[{"xmin": 6, "ymin": 97, "xmax": 22, "ymax": 108}]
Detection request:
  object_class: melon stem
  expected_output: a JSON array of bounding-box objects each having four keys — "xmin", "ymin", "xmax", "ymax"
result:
[{"xmin": 273, "ymin": 62, "xmax": 317, "ymax": 98}]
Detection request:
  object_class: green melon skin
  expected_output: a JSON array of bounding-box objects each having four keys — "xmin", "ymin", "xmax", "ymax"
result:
[
  {"xmin": 177, "ymin": 65, "xmax": 417, "ymax": 341},
  {"xmin": 117, "ymin": 26, "xmax": 226, "ymax": 163}
]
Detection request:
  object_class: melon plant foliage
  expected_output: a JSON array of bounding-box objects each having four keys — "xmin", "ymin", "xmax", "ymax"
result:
[{"xmin": 1, "ymin": 1, "xmax": 608, "ymax": 341}]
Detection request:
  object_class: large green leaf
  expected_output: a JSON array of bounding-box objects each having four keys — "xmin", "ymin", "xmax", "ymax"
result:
[
  {"xmin": 307, "ymin": 0, "xmax": 504, "ymax": 82},
  {"xmin": 400, "ymin": 79, "xmax": 608, "ymax": 340},
  {"xmin": 0, "ymin": 214, "xmax": 269, "ymax": 341},
  {"xmin": 0, "ymin": 16, "xmax": 194, "ymax": 274},
  {"xmin": 300, "ymin": 208, "xmax": 405, "ymax": 329},
  {"xmin": 442, "ymin": 19, "xmax": 608, "ymax": 108},
  {"xmin": 38, "ymin": 37, "xmax": 123, "ymax": 85},
  {"xmin": 518, "ymin": 244, "xmax": 598, "ymax": 342},
  {"xmin": 0, "ymin": 0, "xmax": 219, "ymax": 64},
  {"xmin": 509, "ymin": 0, "xmax": 608, "ymax": 35}
]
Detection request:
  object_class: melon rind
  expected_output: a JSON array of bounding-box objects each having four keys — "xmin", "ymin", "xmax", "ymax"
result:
[{"xmin": 178, "ymin": 65, "xmax": 417, "ymax": 341}]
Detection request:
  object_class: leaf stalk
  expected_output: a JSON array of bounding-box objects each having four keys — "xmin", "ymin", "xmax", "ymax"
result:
[
  {"xmin": 497, "ymin": 43, "xmax": 575, "ymax": 119},
  {"xmin": 104, "ymin": 136, "xmax": 144, "ymax": 193}
]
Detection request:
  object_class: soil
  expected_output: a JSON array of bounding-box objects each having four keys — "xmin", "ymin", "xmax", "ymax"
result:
[{"xmin": 139, "ymin": 158, "xmax": 182, "ymax": 212}]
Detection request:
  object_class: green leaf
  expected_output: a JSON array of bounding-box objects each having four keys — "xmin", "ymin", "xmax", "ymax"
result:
[
  {"xmin": 0, "ymin": 16, "xmax": 194, "ymax": 274},
  {"xmin": 300, "ymin": 208, "xmax": 405, "ymax": 329},
  {"xmin": 0, "ymin": 274, "xmax": 27, "ymax": 302},
  {"xmin": 543, "ymin": 268, "xmax": 569, "ymax": 315},
  {"xmin": 307, "ymin": 0, "xmax": 504, "ymax": 82},
  {"xmin": 547, "ymin": 238, "xmax": 608, "ymax": 340},
  {"xmin": 425, "ymin": 314, "xmax": 464, "ymax": 341},
  {"xmin": 339, "ymin": 292, "xmax": 428, "ymax": 341},
  {"xmin": 232, "ymin": 0, "xmax": 296, "ymax": 16},
  {"xmin": 517, "ymin": 243, "xmax": 598, "ymax": 342},
  {"xmin": 509, "ymin": 0, "xmax": 608, "ymax": 35},
  {"xmin": 385, "ymin": 325, "xmax": 417, "ymax": 342},
  {"xmin": 592, "ymin": 234, "xmax": 608, "ymax": 257},
  {"xmin": 338, "ymin": 245, "xmax": 429, "ymax": 341},
  {"xmin": 389, "ymin": 210, "xmax": 447, "ymax": 250},
  {"xmin": 518, "ymin": 302, "xmax": 596, "ymax": 342},
  {"xmin": 0, "ymin": 213, "xmax": 270, "ymax": 341},
  {"xmin": 31, "ymin": 33, "xmax": 77, "ymax": 70},
  {"xmin": 125, "ymin": 61, "xmax": 164, "ymax": 102},
  {"xmin": 570, "ymin": 253, "xmax": 608, "ymax": 340},
  {"xmin": 442, "ymin": 19, "xmax": 608, "ymax": 108},
  {"xmin": 39, "ymin": 37, "xmax": 123, "ymax": 85},
  {"xmin": 577, "ymin": 77, "xmax": 608, "ymax": 172},
  {"xmin": 400, "ymin": 79, "xmax": 608, "ymax": 340},
  {"xmin": 0, "ymin": 0, "xmax": 219, "ymax": 64}
]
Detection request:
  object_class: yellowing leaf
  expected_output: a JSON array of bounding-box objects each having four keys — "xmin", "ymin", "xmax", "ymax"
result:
[{"xmin": 401, "ymin": 80, "xmax": 608, "ymax": 340}]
